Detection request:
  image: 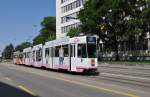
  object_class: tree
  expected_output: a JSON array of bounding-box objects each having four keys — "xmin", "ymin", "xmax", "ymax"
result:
[
  {"xmin": 78, "ymin": 0, "xmax": 149, "ymax": 60},
  {"xmin": 40, "ymin": 16, "xmax": 56, "ymax": 41},
  {"xmin": 33, "ymin": 34, "xmax": 45, "ymax": 45},
  {"xmin": 15, "ymin": 42, "xmax": 32, "ymax": 51},
  {"xmin": 33, "ymin": 16, "xmax": 56, "ymax": 45},
  {"xmin": 3, "ymin": 44, "xmax": 14, "ymax": 59},
  {"xmin": 67, "ymin": 27, "xmax": 81, "ymax": 38}
]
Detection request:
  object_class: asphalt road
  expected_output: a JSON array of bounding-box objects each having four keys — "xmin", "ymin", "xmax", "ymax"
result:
[
  {"xmin": 0, "ymin": 63, "xmax": 150, "ymax": 97},
  {"xmin": 98, "ymin": 64, "xmax": 150, "ymax": 85},
  {"xmin": 99, "ymin": 64, "xmax": 150, "ymax": 78}
]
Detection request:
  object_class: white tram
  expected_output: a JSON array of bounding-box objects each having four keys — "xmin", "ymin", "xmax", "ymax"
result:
[
  {"xmin": 32, "ymin": 44, "xmax": 43, "ymax": 67},
  {"xmin": 13, "ymin": 51, "xmax": 23, "ymax": 65},
  {"xmin": 21, "ymin": 36, "xmax": 98, "ymax": 73},
  {"xmin": 23, "ymin": 47, "xmax": 32, "ymax": 65}
]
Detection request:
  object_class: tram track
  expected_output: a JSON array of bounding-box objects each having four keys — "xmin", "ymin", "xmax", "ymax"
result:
[
  {"xmin": 92, "ymin": 73, "xmax": 150, "ymax": 88},
  {"xmin": 99, "ymin": 65, "xmax": 150, "ymax": 71},
  {"xmin": 99, "ymin": 70, "xmax": 150, "ymax": 78},
  {"xmin": 97, "ymin": 65, "xmax": 150, "ymax": 87},
  {"xmin": 96, "ymin": 77, "xmax": 150, "ymax": 93}
]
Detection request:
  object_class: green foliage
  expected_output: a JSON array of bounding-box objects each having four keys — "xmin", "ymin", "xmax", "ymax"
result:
[
  {"xmin": 33, "ymin": 34, "xmax": 45, "ymax": 45},
  {"xmin": 2, "ymin": 44, "xmax": 14, "ymax": 59},
  {"xmin": 33, "ymin": 16, "xmax": 56, "ymax": 45},
  {"xmin": 79, "ymin": 0, "xmax": 150, "ymax": 60},
  {"xmin": 15, "ymin": 42, "xmax": 32, "ymax": 51},
  {"xmin": 67, "ymin": 27, "xmax": 81, "ymax": 38}
]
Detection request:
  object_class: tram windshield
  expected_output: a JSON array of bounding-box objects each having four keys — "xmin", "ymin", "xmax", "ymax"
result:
[
  {"xmin": 87, "ymin": 44, "xmax": 96, "ymax": 58},
  {"xmin": 78, "ymin": 44, "xmax": 96, "ymax": 58}
]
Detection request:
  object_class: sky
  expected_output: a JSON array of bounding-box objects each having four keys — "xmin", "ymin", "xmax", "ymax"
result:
[{"xmin": 0, "ymin": 0, "xmax": 56, "ymax": 51}]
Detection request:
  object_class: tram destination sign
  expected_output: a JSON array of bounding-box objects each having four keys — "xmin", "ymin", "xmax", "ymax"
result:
[{"xmin": 87, "ymin": 37, "xmax": 96, "ymax": 44}]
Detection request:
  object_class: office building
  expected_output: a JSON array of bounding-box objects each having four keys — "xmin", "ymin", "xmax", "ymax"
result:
[{"xmin": 56, "ymin": 0, "xmax": 86, "ymax": 39}]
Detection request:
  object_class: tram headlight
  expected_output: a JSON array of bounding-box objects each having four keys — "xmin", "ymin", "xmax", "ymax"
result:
[{"xmin": 91, "ymin": 59, "xmax": 95, "ymax": 66}]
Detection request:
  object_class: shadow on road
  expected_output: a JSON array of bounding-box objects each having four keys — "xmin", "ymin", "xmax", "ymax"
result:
[{"xmin": 0, "ymin": 82, "xmax": 39, "ymax": 97}]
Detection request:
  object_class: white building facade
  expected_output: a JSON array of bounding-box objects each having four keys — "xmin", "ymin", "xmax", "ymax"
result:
[{"xmin": 56, "ymin": 0, "xmax": 86, "ymax": 39}]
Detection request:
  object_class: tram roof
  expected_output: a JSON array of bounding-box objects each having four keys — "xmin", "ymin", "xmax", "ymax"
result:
[
  {"xmin": 32, "ymin": 44, "xmax": 43, "ymax": 50},
  {"xmin": 69, "ymin": 36, "xmax": 87, "ymax": 44},
  {"xmin": 29, "ymin": 36, "xmax": 97, "ymax": 49},
  {"xmin": 45, "ymin": 36, "xmax": 70, "ymax": 47},
  {"xmin": 13, "ymin": 51, "xmax": 22, "ymax": 55},
  {"xmin": 23, "ymin": 47, "xmax": 32, "ymax": 52}
]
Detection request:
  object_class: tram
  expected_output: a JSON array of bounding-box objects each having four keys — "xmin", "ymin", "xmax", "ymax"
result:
[
  {"xmin": 23, "ymin": 47, "xmax": 32, "ymax": 65},
  {"xmin": 13, "ymin": 51, "xmax": 23, "ymax": 65},
  {"xmin": 15, "ymin": 36, "xmax": 98, "ymax": 73}
]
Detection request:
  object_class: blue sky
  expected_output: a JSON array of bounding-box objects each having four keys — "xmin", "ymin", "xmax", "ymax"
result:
[{"xmin": 0, "ymin": 0, "xmax": 56, "ymax": 51}]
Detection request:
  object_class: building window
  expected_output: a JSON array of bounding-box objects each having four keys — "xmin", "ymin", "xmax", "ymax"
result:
[
  {"xmin": 61, "ymin": 12, "xmax": 79, "ymax": 24},
  {"xmin": 61, "ymin": 0, "xmax": 84, "ymax": 13},
  {"xmin": 61, "ymin": 23, "xmax": 81, "ymax": 34},
  {"xmin": 61, "ymin": 0, "xmax": 70, "ymax": 4}
]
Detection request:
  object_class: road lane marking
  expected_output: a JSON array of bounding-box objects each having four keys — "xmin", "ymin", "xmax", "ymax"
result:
[
  {"xmin": 4, "ymin": 77, "xmax": 12, "ymax": 81},
  {"xmin": 2, "ymin": 65, "xmax": 139, "ymax": 97},
  {"xmin": 18, "ymin": 85, "xmax": 36, "ymax": 96}
]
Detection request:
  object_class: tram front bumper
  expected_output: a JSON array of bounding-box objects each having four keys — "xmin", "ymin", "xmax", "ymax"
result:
[{"xmin": 76, "ymin": 66, "xmax": 98, "ymax": 73}]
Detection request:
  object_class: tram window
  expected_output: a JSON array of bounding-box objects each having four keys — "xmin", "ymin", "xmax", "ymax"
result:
[
  {"xmin": 87, "ymin": 44, "xmax": 97, "ymax": 58},
  {"xmin": 45, "ymin": 48, "xmax": 49, "ymax": 57},
  {"xmin": 36, "ymin": 49, "xmax": 42, "ymax": 61},
  {"xmin": 71, "ymin": 45, "xmax": 75, "ymax": 57},
  {"xmin": 78, "ymin": 44, "xmax": 87, "ymax": 58},
  {"xmin": 19, "ymin": 54, "xmax": 23, "ymax": 58},
  {"xmin": 55, "ymin": 46, "xmax": 60, "ymax": 57},
  {"xmin": 29, "ymin": 52, "xmax": 31, "ymax": 58},
  {"xmin": 36, "ymin": 51, "xmax": 38, "ymax": 61},
  {"xmin": 30, "ymin": 52, "xmax": 32, "ymax": 58},
  {"xmin": 24, "ymin": 53, "xmax": 26, "ymax": 58},
  {"xmin": 39, "ymin": 49, "xmax": 42, "ymax": 60},
  {"xmin": 51, "ymin": 47, "xmax": 53, "ymax": 57},
  {"xmin": 74, "ymin": 45, "xmax": 76, "ymax": 57},
  {"xmin": 70, "ymin": 45, "xmax": 73, "ymax": 57},
  {"xmin": 26, "ymin": 52, "xmax": 29, "ymax": 58},
  {"xmin": 63, "ymin": 45, "xmax": 69, "ymax": 57},
  {"xmin": 32, "ymin": 51, "xmax": 35, "ymax": 61},
  {"xmin": 32, "ymin": 51, "xmax": 35, "ymax": 58},
  {"xmin": 23, "ymin": 53, "xmax": 25, "ymax": 58},
  {"xmin": 27, "ymin": 52, "xmax": 31, "ymax": 58},
  {"xmin": 52, "ymin": 47, "xmax": 55, "ymax": 57}
]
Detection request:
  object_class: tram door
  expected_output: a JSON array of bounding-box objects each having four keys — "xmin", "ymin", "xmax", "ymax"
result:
[
  {"xmin": 70, "ymin": 44, "xmax": 76, "ymax": 71},
  {"xmin": 43, "ymin": 47, "xmax": 53, "ymax": 68},
  {"xmin": 62, "ymin": 45, "xmax": 70, "ymax": 70},
  {"xmin": 76, "ymin": 44, "xmax": 89, "ymax": 71}
]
